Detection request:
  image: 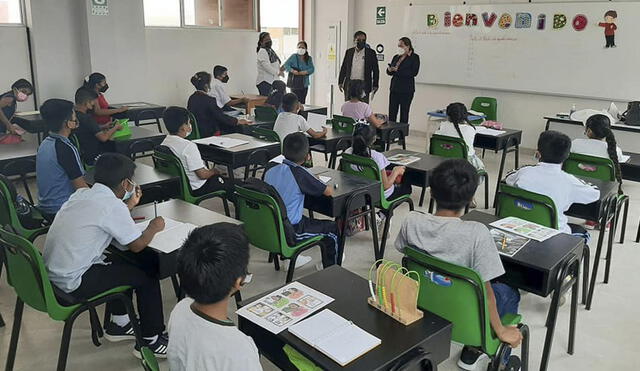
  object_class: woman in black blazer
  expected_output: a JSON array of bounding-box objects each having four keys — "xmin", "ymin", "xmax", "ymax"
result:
[{"xmin": 386, "ymin": 37, "xmax": 420, "ymax": 123}]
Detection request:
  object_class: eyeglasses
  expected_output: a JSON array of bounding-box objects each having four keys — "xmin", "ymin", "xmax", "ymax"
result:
[{"xmin": 240, "ymin": 273, "xmax": 253, "ymax": 286}]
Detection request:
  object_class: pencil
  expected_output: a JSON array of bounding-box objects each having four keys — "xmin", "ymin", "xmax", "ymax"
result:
[
  {"xmin": 501, "ymin": 236, "xmax": 507, "ymax": 250},
  {"xmin": 154, "ymin": 201, "xmax": 157, "ymax": 218}
]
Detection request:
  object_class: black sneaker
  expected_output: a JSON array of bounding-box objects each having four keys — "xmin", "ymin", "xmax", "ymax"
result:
[
  {"xmin": 104, "ymin": 321, "xmax": 136, "ymax": 342},
  {"xmin": 133, "ymin": 333, "xmax": 169, "ymax": 359},
  {"xmin": 457, "ymin": 346, "xmax": 489, "ymax": 370},
  {"xmin": 500, "ymin": 355, "xmax": 521, "ymax": 371}
]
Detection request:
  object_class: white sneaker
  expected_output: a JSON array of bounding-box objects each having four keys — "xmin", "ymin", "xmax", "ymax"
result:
[{"xmin": 288, "ymin": 255, "xmax": 312, "ymax": 270}]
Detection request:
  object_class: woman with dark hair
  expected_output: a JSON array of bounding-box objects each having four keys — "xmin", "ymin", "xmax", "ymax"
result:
[
  {"xmin": 83, "ymin": 72, "xmax": 128, "ymax": 125},
  {"xmin": 282, "ymin": 40, "xmax": 315, "ymax": 104},
  {"xmin": 0, "ymin": 78, "xmax": 33, "ymax": 135},
  {"xmin": 256, "ymin": 32, "xmax": 283, "ymax": 96},
  {"xmin": 386, "ymin": 37, "xmax": 420, "ymax": 123}
]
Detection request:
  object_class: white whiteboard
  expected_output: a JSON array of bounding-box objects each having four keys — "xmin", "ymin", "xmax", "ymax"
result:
[{"xmin": 404, "ymin": 2, "xmax": 640, "ymax": 101}]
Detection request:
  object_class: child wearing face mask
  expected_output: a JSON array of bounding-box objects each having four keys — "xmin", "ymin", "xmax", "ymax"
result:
[
  {"xmin": 283, "ymin": 40, "xmax": 315, "ymax": 104},
  {"xmin": 0, "ymin": 78, "xmax": 33, "ymax": 135},
  {"xmin": 210, "ymin": 65, "xmax": 248, "ymax": 111},
  {"xmin": 83, "ymin": 72, "xmax": 129, "ymax": 125}
]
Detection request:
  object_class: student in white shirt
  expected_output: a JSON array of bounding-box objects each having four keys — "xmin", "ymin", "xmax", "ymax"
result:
[
  {"xmin": 43, "ymin": 153, "xmax": 168, "ymax": 358},
  {"xmin": 505, "ymin": 131, "xmax": 600, "ymax": 235},
  {"xmin": 210, "ymin": 65, "xmax": 248, "ymax": 110},
  {"xmin": 256, "ymin": 32, "xmax": 283, "ymax": 96},
  {"xmin": 273, "ymin": 93, "xmax": 326, "ymax": 141},
  {"xmin": 168, "ymin": 223, "xmax": 262, "ymax": 371},
  {"xmin": 435, "ymin": 102, "xmax": 485, "ymax": 172},
  {"xmin": 161, "ymin": 106, "xmax": 228, "ymax": 196}
]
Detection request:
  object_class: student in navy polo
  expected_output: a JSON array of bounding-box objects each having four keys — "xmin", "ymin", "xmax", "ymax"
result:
[
  {"xmin": 265, "ymin": 132, "xmax": 339, "ymax": 268},
  {"xmin": 36, "ymin": 99, "xmax": 88, "ymax": 219}
]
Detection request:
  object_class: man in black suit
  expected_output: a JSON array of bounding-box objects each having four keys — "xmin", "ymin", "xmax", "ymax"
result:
[{"xmin": 338, "ymin": 31, "xmax": 379, "ymax": 103}]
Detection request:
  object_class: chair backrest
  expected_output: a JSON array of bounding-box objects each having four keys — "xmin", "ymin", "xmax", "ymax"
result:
[
  {"xmin": 339, "ymin": 153, "xmax": 389, "ymax": 208},
  {"xmin": 255, "ymin": 105, "xmax": 278, "ymax": 122},
  {"xmin": 0, "ymin": 175, "xmax": 20, "ymax": 232},
  {"xmin": 140, "ymin": 347, "xmax": 160, "ymax": 371},
  {"xmin": 331, "ymin": 114, "xmax": 356, "ymax": 133},
  {"xmin": 185, "ymin": 111, "xmax": 201, "ymax": 141},
  {"xmin": 563, "ymin": 152, "xmax": 616, "ymax": 182},
  {"xmin": 471, "ymin": 97, "xmax": 498, "ymax": 121},
  {"xmin": 248, "ymin": 126, "xmax": 280, "ymax": 143},
  {"xmin": 128, "ymin": 139, "xmax": 157, "ymax": 160},
  {"xmin": 429, "ymin": 134, "xmax": 468, "ymax": 159},
  {"xmin": 152, "ymin": 146, "xmax": 194, "ymax": 201},
  {"xmin": 495, "ymin": 182, "xmax": 558, "ymax": 229},
  {"xmin": 402, "ymin": 246, "xmax": 500, "ymax": 356},
  {"xmin": 244, "ymin": 149, "xmax": 272, "ymax": 181}
]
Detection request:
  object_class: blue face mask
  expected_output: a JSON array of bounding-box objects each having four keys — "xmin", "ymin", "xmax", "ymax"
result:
[{"xmin": 123, "ymin": 179, "xmax": 136, "ymax": 201}]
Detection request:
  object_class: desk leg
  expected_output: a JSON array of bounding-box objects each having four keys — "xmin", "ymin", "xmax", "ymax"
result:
[
  {"xmin": 568, "ymin": 268, "xmax": 578, "ymax": 355},
  {"xmin": 545, "ymin": 119, "xmax": 551, "ymax": 131},
  {"xmin": 603, "ymin": 212, "xmax": 616, "ymax": 284},
  {"xmin": 585, "ymin": 216, "xmax": 608, "ymax": 310},
  {"xmin": 514, "ymin": 144, "xmax": 520, "ymax": 168},
  {"xmin": 540, "ymin": 259, "xmax": 573, "ymax": 371},
  {"xmin": 493, "ymin": 146, "xmax": 509, "ymax": 209},
  {"xmin": 339, "ymin": 192, "xmax": 379, "ymax": 264}
]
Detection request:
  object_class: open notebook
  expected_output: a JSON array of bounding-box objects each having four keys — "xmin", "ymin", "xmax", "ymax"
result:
[
  {"xmin": 193, "ymin": 136, "xmax": 249, "ymax": 148},
  {"xmin": 136, "ymin": 217, "xmax": 197, "ymax": 253},
  {"xmin": 288, "ymin": 309, "xmax": 381, "ymax": 366}
]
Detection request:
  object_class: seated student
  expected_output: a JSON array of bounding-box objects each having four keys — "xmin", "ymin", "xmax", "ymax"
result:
[
  {"xmin": 506, "ymin": 131, "xmax": 600, "ymax": 235},
  {"xmin": 273, "ymin": 93, "xmax": 326, "ymax": 141},
  {"xmin": 168, "ymin": 223, "xmax": 262, "ymax": 371},
  {"xmin": 264, "ymin": 80, "xmax": 287, "ymax": 113},
  {"xmin": 265, "ymin": 132, "xmax": 339, "ymax": 268},
  {"xmin": 188, "ymin": 71, "xmax": 249, "ymax": 138},
  {"xmin": 43, "ymin": 153, "xmax": 168, "ymax": 358},
  {"xmin": 340, "ymin": 80, "xmax": 384, "ymax": 128},
  {"xmin": 0, "ymin": 79, "xmax": 33, "ymax": 135},
  {"xmin": 83, "ymin": 72, "xmax": 128, "ymax": 125},
  {"xmin": 435, "ymin": 102, "xmax": 485, "ymax": 172},
  {"xmin": 210, "ymin": 65, "xmax": 248, "ymax": 111},
  {"xmin": 74, "ymin": 87, "xmax": 120, "ymax": 166},
  {"xmin": 161, "ymin": 106, "xmax": 228, "ymax": 196},
  {"xmin": 395, "ymin": 159, "xmax": 522, "ymax": 370},
  {"xmin": 36, "ymin": 99, "xmax": 88, "ymax": 219}
]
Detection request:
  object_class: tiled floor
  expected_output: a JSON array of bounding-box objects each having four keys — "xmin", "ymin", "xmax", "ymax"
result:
[{"xmin": 1, "ymin": 133, "xmax": 638, "ymax": 370}]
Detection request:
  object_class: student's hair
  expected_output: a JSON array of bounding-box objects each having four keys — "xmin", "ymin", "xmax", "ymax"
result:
[
  {"xmin": 446, "ymin": 102, "xmax": 471, "ymax": 139},
  {"xmin": 163, "ymin": 106, "xmax": 190, "ymax": 135},
  {"xmin": 83, "ymin": 72, "xmax": 106, "ymax": 90},
  {"xmin": 537, "ymin": 130, "xmax": 571, "ymax": 164},
  {"xmin": 585, "ymin": 114, "xmax": 623, "ymax": 193},
  {"xmin": 351, "ymin": 123, "xmax": 377, "ymax": 158},
  {"xmin": 605, "ymin": 10, "xmax": 617, "ymax": 18},
  {"xmin": 282, "ymin": 93, "xmax": 299, "ymax": 113},
  {"xmin": 399, "ymin": 37, "xmax": 414, "ymax": 52},
  {"xmin": 11, "ymin": 79, "xmax": 33, "ymax": 92},
  {"xmin": 282, "ymin": 132, "xmax": 309, "ymax": 163},
  {"xmin": 74, "ymin": 87, "xmax": 99, "ymax": 105},
  {"xmin": 257, "ymin": 31, "xmax": 270, "ymax": 52},
  {"xmin": 266, "ymin": 80, "xmax": 287, "ymax": 107},
  {"xmin": 190, "ymin": 71, "xmax": 211, "ymax": 91},
  {"xmin": 177, "ymin": 223, "xmax": 250, "ymax": 304},
  {"xmin": 213, "ymin": 65, "xmax": 228, "ymax": 78},
  {"xmin": 347, "ymin": 80, "xmax": 364, "ymax": 101},
  {"xmin": 39, "ymin": 99, "xmax": 74, "ymax": 133},
  {"xmin": 297, "ymin": 40, "xmax": 310, "ymax": 62},
  {"xmin": 354, "ymin": 30, "xmax": 367, "ymax": 40},
  {"xmin": 272, "ymin": 80, "xmax": 286, "ymax": 94},
  {"xmin": 431, "ymin": 159, "xmax": 479, "ymax": 211},
  {"xmin": 93, "ymin": 153, "xmax": 136, "ymax": 189}
]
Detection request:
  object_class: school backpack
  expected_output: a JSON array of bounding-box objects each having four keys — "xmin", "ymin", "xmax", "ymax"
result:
[
  {"xmin": 0, "ymin": 174, "xmax": 50, "ymax": 229},
  {"xmin": 621, "ymin": 101, "xmax": 640, "ymax": 126}
]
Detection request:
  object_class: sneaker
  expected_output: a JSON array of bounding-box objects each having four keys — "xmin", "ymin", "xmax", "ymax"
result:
[
  {"xmin": 457, "ymin": 346, "xmax": 489, "ymax": 370},
  {"xmin": 584, "ymin": 220, "xmax": 597, "ymax": 230},
  {"xmin": 104, "ymin": 321, "xmax": 136, "ymax": 342},
  {"xmin": 133, "ymin": 333, "xmax": 168, "ymax": 359},
  {"xmin": 288, "ymin": 255, "xmax": 312, "ymax": 270},
  {"xmin": 375, "ymin": 212, "xmax": 386, "ymax": 238},
  {"xmin": 500, "ymin": 355, "xmax": 521, "ymax": 371}
]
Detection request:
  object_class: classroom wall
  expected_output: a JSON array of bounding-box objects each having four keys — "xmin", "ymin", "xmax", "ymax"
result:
[{"xmin": 0, "ymin": 24, "xmax": 34, "ymax": 111}]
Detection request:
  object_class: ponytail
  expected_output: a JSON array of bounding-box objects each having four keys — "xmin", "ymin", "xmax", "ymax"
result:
[
  {"xmin": 604, "ymin": 128, "xmax": 623, "ymax": 194},
  {"xmin": 191, "ymin": 71, "xmax": 211, "ymax": 91},
  {"xmin": 352, "ymin": 124, "xmax": 376, "ymax": 158}
]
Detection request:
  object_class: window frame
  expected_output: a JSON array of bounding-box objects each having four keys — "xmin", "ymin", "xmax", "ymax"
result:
[
  {"xmin": 0, "ymin": 0, "xmax": 25, "ymax": 27},
  {"xmin": 143, "ymin": 0, "xmax": 258, "ymax": 31}
]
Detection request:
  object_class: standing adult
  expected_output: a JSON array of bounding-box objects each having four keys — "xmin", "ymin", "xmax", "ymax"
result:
[
  {"xmin": 387, "ymin": 37, "xmax": 420, "ymax": 123},
  {"xmin": 255, "ymin": 32, "xmax": 283, "ymax": 96},
  {"xmin": 338, "ymin": 31, "xmax": 379, "ymax": 103},
  {"xmin": 283, "ymin": 41, "xmax": 315, "ymax": 104}
]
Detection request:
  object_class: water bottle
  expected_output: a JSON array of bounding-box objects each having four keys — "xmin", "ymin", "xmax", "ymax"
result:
[{"xmin": 569, "ymin": 104, "xmax": 577, "ymax": 117}]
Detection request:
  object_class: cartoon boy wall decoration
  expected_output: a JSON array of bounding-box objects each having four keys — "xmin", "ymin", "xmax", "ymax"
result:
[{"xmin": 598, "ymin": 10, "xmax": 618, "ymax": 48}]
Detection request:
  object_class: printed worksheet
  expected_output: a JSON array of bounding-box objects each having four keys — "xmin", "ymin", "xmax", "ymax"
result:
[
  {"xmin": 490, "ymin": 216, "xmax": 560, "ymax": 242},
  {"xmin": 490, "ymin": 228, "xmax": 530, "ymax": 257}
]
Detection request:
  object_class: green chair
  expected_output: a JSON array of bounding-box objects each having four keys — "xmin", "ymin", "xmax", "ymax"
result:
[
  {"xmin": 429, "ymin": 134, "xmax": 489, "ymax": 209},
  {"xmin": 234, "ymin": 184, "xmax": 325, "ymax": 283},
  {"xmin": 185, "ymin": 111, "xmax": 201, "ymax": 141},
  {"xmin": 331, "ymin": 114, "xmax": 356, "ymax": 133},
  {"xmin": 402, "ymin": 247, "xmax": 529, "ymax": 371},
  {"xmin": 152, "ymin": 146, "xmax": 230, "ymax": 216},
  {"xmin": 255, "ymin": 105, "xmax": 278, "ymax": 122},
  {"xmin": 0, "ymin": 226, "xmax": 142, "ymax": 371},
  {"xmin": 470, "ymin": 96, "xmax": 497, "ymax": 125},
  {"xmin": 0, "ymin": 175, "xmax": 49, "ymax": 242},
  {"xmin": 247, "ymin": 126, "xmax": 280, "ymax": 143},
  {"xmin": 339, "ymin": 153, "xmax": 414, "ymax": 260},
  {"xmin": 140, "ymin": 346, "xmax": 159, "ymax": 371}
]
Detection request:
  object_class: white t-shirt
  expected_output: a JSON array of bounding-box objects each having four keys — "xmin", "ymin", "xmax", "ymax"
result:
[
  {"xmin": 435, "ymin": 121, "xmax": 477, "ymax": 158},
  {"xmin": 273, "ymin": 112, "xmax": 310, "ymax": 142},
  {"xmin": 346, "ymin": 148, "xmax": 394, "ymax": 198},
  {"xmin": 209, "ymin": 79, "xmax": 231, "ymax": 108},
  {"xmin": 162, "ymin": 135, "xmax": 207, "ymax": 190},
  {"xmin": 256, "ymin": 48, "xmax": 280, "ymax": 85},
  {"xmin": 168, "ymin": 298, "xmax": 262, "ymax": 371},
  {"xmin": 571, "ymin": 138, "xmax": 625, "ymax": 162},
  {"xmin": 43, "ymin": 183, "xmax": 142, "ymax": 293}
]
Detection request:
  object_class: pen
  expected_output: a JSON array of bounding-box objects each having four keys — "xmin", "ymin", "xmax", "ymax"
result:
[
  {"xmin": 154, "ymin": 201, "xmax": 158, "ymax": 218},
  {"xmin": 501, "ymin": 236, "xmax": 507, "ymax": 250},
  {"xmin": 133, "ymin": 216, "xmax": 145, "ymax": 221}
]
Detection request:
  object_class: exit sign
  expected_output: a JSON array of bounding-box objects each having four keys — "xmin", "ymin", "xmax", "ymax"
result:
[{"xmin": 376, "ymin": 7, "xmax": 386, "ymax": 25}]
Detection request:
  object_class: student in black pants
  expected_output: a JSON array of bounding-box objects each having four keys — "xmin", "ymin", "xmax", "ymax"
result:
[{"xmin": 387, "ymin": 37, "xmax": 420, "ymax": 124}]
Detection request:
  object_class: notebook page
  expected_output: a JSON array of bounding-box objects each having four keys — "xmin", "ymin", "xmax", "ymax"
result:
[
  {"xmin": 316, "ymin": 323, "xmax": 381, "ymax": 366},
  {"xmin": 288, "ymin": 309, "xmax": 348, "ymax": 345},
  {"xmin": 307, "ymin": 113, "xmax": 328, "ymax": 132}
]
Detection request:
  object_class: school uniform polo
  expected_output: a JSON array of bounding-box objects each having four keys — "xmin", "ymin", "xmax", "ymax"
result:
[
  {"xmin": 273, "ymin": 112, "xmax": 310, "ymax": 142},
  {"xmin": 76, "ymin": 110, "xmax": 114, "ymax": 165},
  {"xmin": 36, "ymin": 133, "xmax": 85, "ymax": 215},
  {"xmin": 209, "ymin": 79, "xmax": 231, "ymax": 109},
  {"xmin": 43, "ymin": 183, "xmax": 142, "ymax": 293},
  {"xmin": 161, "ymin": 135, "xmax": 207, "ymax": 190},
  {"xmin": 571, "ymin": 138, "xmax": 624, "ymax": 162}
]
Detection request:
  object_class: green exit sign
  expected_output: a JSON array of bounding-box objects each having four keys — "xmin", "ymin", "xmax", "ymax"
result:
[{"xmin": 376, "ymin": 7, "xmax": 386, "ymax": 25}]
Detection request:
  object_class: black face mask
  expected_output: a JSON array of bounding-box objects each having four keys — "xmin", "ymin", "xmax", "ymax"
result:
[
  {"xmin": 222, "ymin": 76, "xmax": 229, "ymax": 83},
  {"xmin": 356, "ymin": 40, "xmax": 366, "ymax": 50},
  {"xmin": 264, "ymin": 41, "xmax": 273, "ymax": 49},
  {"xmin": 99, "ymin": 84, "xmax": 109, "ymax": 93}
]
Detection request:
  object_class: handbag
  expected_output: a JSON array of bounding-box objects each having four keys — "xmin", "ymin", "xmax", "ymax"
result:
[
  {"xmin": 621, "ymin": 101, "xmax": 640, "ymax": 126},
  {"xmin": 286, "ymin": 55, "xmax": 306, "ymax": 90}
]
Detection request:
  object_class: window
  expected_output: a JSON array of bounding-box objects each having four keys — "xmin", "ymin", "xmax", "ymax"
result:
[
  {"xmin": 260, "ymin": 0, "xmax": 299, "ymax": 62},
  {"xmin": 143, "ymin": 0, "xmax": 181, "ymax": 27},
  {"xmin": 223, "ymin": 0, "xmax": 254, "ymax": 30},
  {"xmin": 184, "ymin": 0, "xmax": 220, "ymax": 27},
  {"xmin": 0, "ymin": 0, "xmax": 22, "ymax": 24}
]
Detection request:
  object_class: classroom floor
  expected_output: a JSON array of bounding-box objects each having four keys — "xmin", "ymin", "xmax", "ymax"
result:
[{"xmin": 1, "ymin": 133, "xmax": 637, "ymax": 371}]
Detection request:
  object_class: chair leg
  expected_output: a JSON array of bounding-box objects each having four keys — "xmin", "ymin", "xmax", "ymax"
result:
[
  {"xmin": 568, "ymin": 268, "xmax": 579, "ymax": 355},
  {"xmin": 519, "ymin": 324, "xmax": 530, "ymax": 371},
  {"xmin": 603, "ymin": 215, "xmax": 616, "ymax": 284},
  {"xmin": 285, "ymin": 254, "xmax": 299, "ymax": 283},
  {"xmin": 484, "ymin": 174, "xmax": 489, "ymax": 209},
  {"xmin": 586, "ymin": 222, "xmax": 607, "ymax": 310},
  {"xmin": 120, "ymin": 294, "xmax": 144, "ymax": 347},
  {"xmin": 222, "ymin": 198, "xmax": 230, "ymax": 217},
  {"xmin": 56, "ymin": 316, "xmax": 76, "ymax": 371},
  {"xmin": 481, "ymin": 148, "xmax": 486, "ymax": 159},
  {"xmin": 618, "ymin": 197, "xmax": 629, "ymax": 243},
  {"xmin": 170, "ymin": 274, "xmax": 183, "ymax": 300},
  {"xmin": 636, "ymin": 217, "xmax": 640, "ymax": 243},
  {"xmin": 582, "ymin": 245, "xmax": 590, "ymax": 305},
  {"xmin": 428, "ymin": 198, "xmax": 434, "ymax": 214},
  {"xmin": 5, "ymin": 298, "xmax": 24, "ymax": 371},
  {"xmin": 268, "ymin": 252, "xmax": 274, "ymax": 263},
  {"xmin": 273, "ymin": 255, "xmax": 280, "ymax": 271},
  {"xmin": 378, "ymin": 211, "xmax": 393, "ymax": 260},
  {"xmin": 419, "ymin": 187, "xmax": 426, "ymax": 207}
]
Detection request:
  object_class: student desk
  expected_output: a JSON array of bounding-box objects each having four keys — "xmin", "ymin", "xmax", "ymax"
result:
[
  {"xmin": 305, "ymin": 167, "xmax": 381, "ymax": 263},
  {"xmin": 544, "ymin": 115, "xmax": 640, "ymax": 149},
  {"xmin": 12, "ymin": 113, "xmax": 47, "ymax": 144},
  {"xmin": 377, "ymin": 121, "xmax": 409, "ymax": 151},
  {"xmin": 239, "ymin": 266, "xmax": 453, "ymax": 371},
  {"xmin": 196, "ymin": 133, "xmax": 281, "ymax": 182},
  {"xmin": 230, "ymin": 94, "xmax": 267, "ymax": 114},
  {"xmin": 299, "ymin": 105, "xmax": 328, "ymax": 118},
  {"xmin": 308, "ymin": 129, "xmax": 353, "ymax": 169},
  {"xmin": 462, "ymin": 211, "xmax": 583, "ymax": 371},
  {"xmin": 111, "ymin": 102, "xmax": 166, "ymax": 132},
  {"xmin": 620, "ymin": 152, "xmax": 640, "ymax": 182},
  {"xmin": 384, "ymin": 149, "xmax": 447, "ymax": 207},
  {"xmin": 237, "ymin": 119, "xmax": 276, "ymax": 135},
  {"xmin": 0, "ymin": 134, "xmax": 38, "ymax": 176},
  {"xmin": 112, "ymin": 126, "xmax": 166, "ymax": 158}
]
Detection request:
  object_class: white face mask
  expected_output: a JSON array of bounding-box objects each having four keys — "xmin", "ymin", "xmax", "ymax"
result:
[
  {"xmin": 122, "ymin": 179, "xmax": 136, "ymax": 201},
  {"xmin": 297, "ymin": 48, "xmax": 306, "ymax": 55},
  {"xmin": 397, "ymin": 47, "xmax": 406, "ymax": 55}
]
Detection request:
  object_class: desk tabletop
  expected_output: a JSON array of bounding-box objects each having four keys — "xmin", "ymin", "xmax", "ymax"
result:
[
  {"xmin": 309, "ymin": 166, "xmax": 379, "ymax": 197},
  {"xmin": 113, "ymin": 126, "xmax": 166, "ymax": 142},
  {"xmin": 230, "ymin": 94, "xmax": 266, "ymax": 100},
  {"xmin": 131, "ymin": 199, "xmax": 240, "ymax": 226},
  {"xmin": 0, "ymin": 134, "xmax": 39, "ymax": 163},
  {"xmin": 302, "ymin": 105, "xmax": 327, "ymax": 112},
  {"xmin": 111, "ymin": 102, "xmax": 165, "ymax": 110},
  {"xmin": 545, "ymin": 115, "xmax": 640, "ymax": 133},
  {"xmin": 85, "ymin": 162, "xmax": 176, "ymax": 187},
  {"xmin": 428, "ymin": 111, "xmax": 485, "ymax": 121},
  {"xmin": 313, "ymin": 128, "xmax": 353, "ymax": 142},
  {"xmin": 384, "ymin": 149, "xmax": 446, "ymax": 174},
  {"xmin": 306, "ymin": 167, "xmax": 381, "ymax": 217},
  {"xmin": 197, "ymin": 133, "xmax": 279, "ymax": 154},
  {"xmin": 241, "ymin": 266, "xmax": 452, "ymax": 371}
]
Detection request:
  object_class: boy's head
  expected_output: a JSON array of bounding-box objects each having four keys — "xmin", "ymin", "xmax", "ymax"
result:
[
  {"xmin": 431, "ymin": 159, "xmax": 479, "ymax": 212},
  {"xmin": 213, "ymin": 65, "xmax": 229, "ymax": 82},
  {"xmin": 536, "ymin": 130, "xmax": 571, "ymax": 164},
  {"xmin": 94, "ymin": 153, "xmax": 137, "ymax": 198},
  {"xmin": 177, "ymin": 223, "xmax": 250, "ymax": 304},
  {"xmin": 272, "ymin": 80, "xmax": 286, "ymax": 94},
  {"xmin": 282, "ymin": 132, "xmax": 309, "ymax": 164},
  {"xmin": 604, "ymin": 10, "xmax": 617, "ymax": 22},
  {"xmin": 74, "ymin": 87, "xmax": 99, "ymax": 112},
  {"xmin": 282, "ymin": 93, "xmax": 300, "ymax": 113},
  {"xmin": 40, "ymin": 98, "xmax": 78, "ymax": 134},
  {"xmin": 163, "ymin": 106, "xmax": 191, "ymax": 137},
  {"xmin": 347, "ymin": 80, "xmax": 364, "ymax": 101}
]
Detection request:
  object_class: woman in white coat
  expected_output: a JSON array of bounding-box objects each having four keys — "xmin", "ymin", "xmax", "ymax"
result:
[{"xmin": 256, "ymin": 32, "xmax": 283, "ymax": 96}]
